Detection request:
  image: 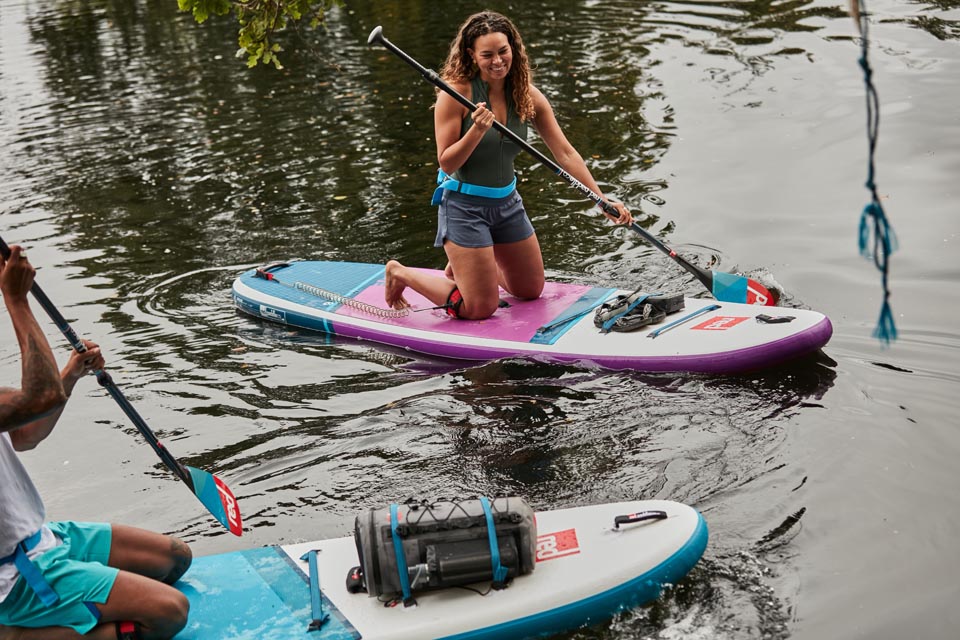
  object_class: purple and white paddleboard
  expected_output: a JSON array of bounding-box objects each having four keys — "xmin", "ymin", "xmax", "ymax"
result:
[{"xmin": 231, "ymin": 261, "xmax": 831, "ymax": 374}]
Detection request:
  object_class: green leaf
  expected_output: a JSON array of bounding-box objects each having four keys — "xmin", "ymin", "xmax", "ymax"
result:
[{"xmin": 180, "ymin": 0, "xmax": 344, "ymax": 69}]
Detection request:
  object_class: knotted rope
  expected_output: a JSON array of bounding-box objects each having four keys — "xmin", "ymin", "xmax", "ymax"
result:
[{"xmin": 854, "ymin": 0, "xmax": 898, "ymax": 345}]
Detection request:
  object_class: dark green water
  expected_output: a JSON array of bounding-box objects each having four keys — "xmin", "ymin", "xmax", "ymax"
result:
[{"xmin": 2, "ymin": 0, "xmax": 959, "ymax": 638}]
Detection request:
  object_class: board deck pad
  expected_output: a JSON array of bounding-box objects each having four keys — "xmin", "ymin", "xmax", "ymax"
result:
[
  {"xmin": 233, "ymin": 260, "xmax": 833, "ymax": 374},
  {"xmin": 344, "ymin": 274, "xmax": 612, "ymax": 345},
  {"xmin": 174, "ymin": 501, "xmax": 708, "ymax": 640},
  {"xmin": 174, "ymin": 546, "xmax": 357, "ymax": 640}
]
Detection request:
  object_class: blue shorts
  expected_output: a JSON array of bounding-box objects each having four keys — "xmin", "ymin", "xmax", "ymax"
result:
[
  {"xmin": 434, "ymin": 189, "xmax": 535, "ymax": 249},
  {"xmin": 0, "ymin": 521, "xmax": 117, "ymax": 634}
]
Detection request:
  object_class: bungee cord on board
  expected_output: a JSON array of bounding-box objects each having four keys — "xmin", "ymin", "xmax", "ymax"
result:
[
  {"xmin": 853, "ymin": 0, "xmax": 898, "ymax": 345},
  {"xmin": 254, "ymin": 265, "xmax": 411, "ymax": 318}
]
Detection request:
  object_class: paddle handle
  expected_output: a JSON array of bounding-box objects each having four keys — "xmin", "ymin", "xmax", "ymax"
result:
[{"xmin": 366, "ymin": 26, "xmax": 715, "ymax": 290}]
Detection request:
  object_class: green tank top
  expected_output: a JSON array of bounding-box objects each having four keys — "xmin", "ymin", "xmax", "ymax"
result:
[{"xmin": 455, "ymin": 76, "xmax": 529, "ymax": 189}]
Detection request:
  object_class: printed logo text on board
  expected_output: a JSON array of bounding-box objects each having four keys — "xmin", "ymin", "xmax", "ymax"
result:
[
  {"xmin": 536, "ymin": 528, "xmax": 580, "ymax": 562},
  {"xmin": 691, "ymin": 316, "xmax": 748, "ymax": 331}
]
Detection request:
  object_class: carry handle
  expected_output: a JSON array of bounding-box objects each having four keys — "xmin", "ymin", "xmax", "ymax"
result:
[
  {"xmin": 613, "ymin": 510, "xmax": 668, "ymax": 529},
  {"xmin": 254, "ymin": 261, "xmax": 291, "ymax": 280}
]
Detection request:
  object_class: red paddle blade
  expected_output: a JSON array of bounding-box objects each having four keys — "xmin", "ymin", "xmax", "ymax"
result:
[
  {"xmin": 187, "ymin": 466, "xmax": 243, "ymax": 536},
  {"xmin": 746, "ymin": 279, "xmax": 778, "ymax": 306},
  {"xmin": 712, "ymin": 271, "xmax": 779, "ymax": 306}
]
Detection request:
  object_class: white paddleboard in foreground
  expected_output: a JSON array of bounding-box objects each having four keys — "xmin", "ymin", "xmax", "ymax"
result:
[{"xmin": 174, "ymin": 500, "xmax": 708, "ymax": 639}]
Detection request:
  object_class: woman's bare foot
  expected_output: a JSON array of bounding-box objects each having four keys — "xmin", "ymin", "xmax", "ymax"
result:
[{"xmin": 384, "ymin": 260, "xmax": 411, "ymax": 310}]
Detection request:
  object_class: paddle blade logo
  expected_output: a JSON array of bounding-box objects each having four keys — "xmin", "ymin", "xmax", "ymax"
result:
[
  {"xmin": 214, "ymin": 476, "xmax": 244, "ymax": 537},
  {"xmin": 746, "ymin": 283, "xmax": 772, "ymax": 306},
  {"xmin": 691, "ymin": 316, "xmax": 749, "ymax": 331},
  {"xmin": 187, "ymin": 467, "xmax": 243, "ymax": 536},
  {"xmin": 536, "ymin": 528, "xmax": 580, "ymax": 562}
]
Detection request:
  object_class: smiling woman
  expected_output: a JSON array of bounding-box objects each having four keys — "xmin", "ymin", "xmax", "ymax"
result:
[{"xmin": 378, "ymin": 10, "xmax": 634, "ymax": 322}]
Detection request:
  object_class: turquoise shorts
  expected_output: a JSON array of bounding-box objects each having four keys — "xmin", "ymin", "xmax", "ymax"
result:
[{"xmin": 0, "ymin": 521, "xmax": 117, "ymax": 634}]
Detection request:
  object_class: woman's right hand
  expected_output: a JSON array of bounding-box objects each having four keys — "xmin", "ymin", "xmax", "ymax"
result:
[{"xmin": 472, "ymin": 102, "xmax": 496, "ymax": 132}]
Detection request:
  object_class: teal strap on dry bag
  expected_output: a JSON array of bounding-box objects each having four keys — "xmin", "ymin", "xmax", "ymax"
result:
[
  {"xmin": 389, "ymin": 503, "xmax": 416, "ymax": 606},
  {"xmin": 479, "ymin": 497, "xmax": 509, "ymax": 588}
]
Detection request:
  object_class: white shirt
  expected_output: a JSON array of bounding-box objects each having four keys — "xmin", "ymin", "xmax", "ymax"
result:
[{"xmin": 0, "ymin": 432, "xmax": 58, "ymax": 602}]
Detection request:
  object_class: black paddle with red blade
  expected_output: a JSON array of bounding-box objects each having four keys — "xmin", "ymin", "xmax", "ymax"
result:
[{"xmin": 0, "ymin": 236, "xmax": 242, "ymax": 536}]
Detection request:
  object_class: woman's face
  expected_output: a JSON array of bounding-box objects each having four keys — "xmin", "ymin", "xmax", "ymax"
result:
[{"xmin": 469, "ymin": 32, "xmax": 512, "ymax": 81}]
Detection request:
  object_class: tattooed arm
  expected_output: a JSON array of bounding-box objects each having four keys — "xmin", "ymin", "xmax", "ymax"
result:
[
  {"xmin": 0, "ymin": 245, "xmax": 67, "ymax": 440},
  {"xmin": 11, "ymin": 339, "xmax": 104, "ymax": 451}
]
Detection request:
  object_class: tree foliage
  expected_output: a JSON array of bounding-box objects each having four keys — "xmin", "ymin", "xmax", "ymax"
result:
[{"xmin": 177, "ymin": 0, "xmax": 342, "ymax": 69}]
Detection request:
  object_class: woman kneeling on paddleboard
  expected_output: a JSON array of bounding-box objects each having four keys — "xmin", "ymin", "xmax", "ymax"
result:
[{"xmin": 384, "ymin": 10, "xmax": 632, "ymax": 320}]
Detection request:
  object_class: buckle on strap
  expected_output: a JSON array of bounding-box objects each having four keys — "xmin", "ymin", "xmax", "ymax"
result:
[
  {"xmin": 0, "ymin": 530, "xmax": 42, "ymax": 564},
  {"xmin": 431, "ymin": 170, "xmax": 517, "ymax": 206},
  {"xmin": 1, "ymin": 530, "xmax": 59, "ymax": 606}
]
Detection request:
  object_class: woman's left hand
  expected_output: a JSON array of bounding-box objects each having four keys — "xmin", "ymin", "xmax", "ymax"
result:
[{"xmin": 602, "ymin": 201, "xmax": 633, "ymax": 225}]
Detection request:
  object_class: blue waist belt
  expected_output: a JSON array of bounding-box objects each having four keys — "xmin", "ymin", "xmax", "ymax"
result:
[
  {"xmin": 0, "ymin": 529, "xmax": 60, "ymax": 606},
  {"xmin": 431, "ymin": 169, "xmax": 517, "ymax": 205}
]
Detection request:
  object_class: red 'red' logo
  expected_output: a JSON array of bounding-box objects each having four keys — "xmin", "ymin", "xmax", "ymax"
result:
[
  {"xmin": 691, "ymin": 316, "xmax": 749, "ymax": 331},
  {"xmin": 536, "ymin": 528, "xmax": 580, "ymax": 562},
  {"xmin": 746, "ymin": 285, "xmax": 769, "ymax": 306},
  {"xmin": 215, "ymin": 477, "xmax": 243, "ymax": 536}
]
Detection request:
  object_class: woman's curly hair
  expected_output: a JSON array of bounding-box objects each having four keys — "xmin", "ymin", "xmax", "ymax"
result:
[{"xmin": 439, "ymin": 11, "xmax": 535, "ymax": 122}]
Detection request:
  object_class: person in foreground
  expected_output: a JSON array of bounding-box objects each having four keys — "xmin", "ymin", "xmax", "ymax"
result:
[
  {"xmin": 0, "ymin": 244, "xmax": 191, "ymax": 640},
  {"xmin": 384, "ymin": 10, "xmax": 633, "ymax": 320}
]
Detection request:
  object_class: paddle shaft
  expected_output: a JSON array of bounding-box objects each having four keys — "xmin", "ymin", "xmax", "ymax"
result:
[
  {"xmin": 3, "ymin": 242, "xmax": 243, "ymax": 534},
  {"xmin": 1, "ymin": 237, "xmax": 243, "ymax": 534},
  {"xmin": 367, "ymin": 26, "xmax": 717, "ymax": 292},
  {"xmin": 0, "ymin": 237, "xmax": 194, "ymax": 486}
]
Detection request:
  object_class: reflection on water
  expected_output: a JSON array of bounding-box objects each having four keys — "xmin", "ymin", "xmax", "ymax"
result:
[{"xmin": 2, "ymin": 0, "xmax": 959, "ymax": 638}]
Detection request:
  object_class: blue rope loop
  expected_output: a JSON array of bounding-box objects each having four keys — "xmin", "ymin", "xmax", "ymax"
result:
[{"xmin": 856, "ymin": 0, "xmax": 897, "ymax": 345}]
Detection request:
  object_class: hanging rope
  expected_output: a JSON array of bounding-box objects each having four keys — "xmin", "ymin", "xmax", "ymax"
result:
[{"xmin": 854, "ymin": 0, "xmax": 898, "ymax": 345}]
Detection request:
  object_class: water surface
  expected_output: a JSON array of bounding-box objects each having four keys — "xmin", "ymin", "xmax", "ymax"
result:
[{"xmin": 1, "ymin": 1, "xmax": 958, "ymax": 638}]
